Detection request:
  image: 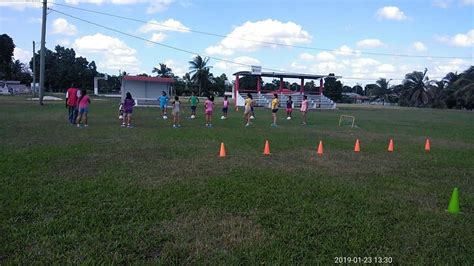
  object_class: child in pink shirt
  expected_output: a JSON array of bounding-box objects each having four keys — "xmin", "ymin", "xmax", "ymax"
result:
[
  {"xmin": 76, "ymin": 89, "xmax": 91, "ymax": 127},
  {"xmin": 300, "ymin": 95, "xmax": 309, "ymax": 125},
  {"xmin": 204, "ymin": 95, "xmax": 214, "ymax": 128}
]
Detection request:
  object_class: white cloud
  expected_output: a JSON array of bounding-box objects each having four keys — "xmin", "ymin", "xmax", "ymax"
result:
[
  {"xmin": 299, "ymin": 53, "xmax": 315, "ymax": 60},
  {"xmin": 461, "ymin": 0, "xmax": 474, "ymax": 5},
  {"xmin": 215, "ymin": 56, "xmax": 260, "ymax": 72},
  {"xmin": 205, "ymin": 19, "xmax": 312, "ymax": 56},
  {"xmin": 147, "ymin": 0, "xmax": 175, "ymax": 13},
  {"xmin": 139, "ymin": 18, "xmax": 190, "ymax": 33},
  {"xmin": 437, "ymin": 29, "xmax": 474, "ymax": 47},
  {"xmin": 316, "ymin": 51, "xmax": 336, "ymax": 61},
  {"xmin": 56, "ymin": 39, "xmax": 71, "ymax": 46},
  {"xmin": 14, "ymin": 47, "xmax": 32, "ymax": 63},
  {"xmin": 377, "ymin": 64, "xmax": 396, "ymax": 73},
  {"xmin": 0, "ymin": 1, "xmax": 42, "ymax": 10},
  {"xmin": 298, "ymin": 52, "xmax": 335, "ymax": 61},
  {"xmin": 413, "ymin": 41, "xmax": 427, "ymax": 52},
  {"xmin": 51, "ymin": 18, "xmax": 78, "ymax": 36},
  {"xmin": 333, "ymin": 45, "xmax": 361, "ymax": 57},
  {"xmin": 150, "ymin": 33, "xmax": 167, "ymax": 42},
  {"xmin": 357, "ymin": 39, "xmax": 384, "ymax": 48},
  {"xmin": 162, "ymin": 59, "xmax": 185, "ymax": 77},
  {"xmin": 27, "ymin": 17, "xmax": 42, "ymax": 24},
  {"xmin": 433, "ymin": 0, "xmax": 453, "ymax": 8},
  {"xmin": 376, "ymin": 6, "xmax": 408, "ymax": 20},
  {"xmin": 73, "ymin": 33, "xmax": 140, "ymax": 73},
  {"xmin": 432, "ymin": 58, "xmax": 470, "ymax": 77},
  {"xmin": 65, "ymin": 0, "xmax": 104, "ymax": 4}
]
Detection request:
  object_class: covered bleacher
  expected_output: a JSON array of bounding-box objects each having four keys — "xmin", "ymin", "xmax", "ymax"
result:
[{"xmin": 233, "ymin": 71, "xmax": 340, "ymax": 109}]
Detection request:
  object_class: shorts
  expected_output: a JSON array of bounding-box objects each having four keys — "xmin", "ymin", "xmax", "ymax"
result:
[
  {"xmin": 160, "ymin": 104, "xmax": 166, "ymax": 110},
  {"xmin": 124, "ymin": 109, "xmax": 133, "ymax": 114},
  {"xmin": 191, "ymin": 106, "xmax": 197, "ymax": 111},
  {"xmin": 286, "ymin": 108, "xmax": 293, "ymax": 112},
  {"xmin": 205, "ymin": 110, "xmax": 213, "ymax": 115},
  {"xmin": 172, "ymin": 110, "xmax": 180, "ymax": 116},
  {"xmin": 244, "ymin": 107, "xmax": 251, "ymax": 114},
  {"xmin": 272, "ymin": 108, "xmax": 279, "ymax": 113},
  {"xmin": 79, "ymin": 107, "xmax": 88, "ymax": 114},
  {"xmin": 222, "ymin": 107, "xmax": 228, "ymax": 113}
]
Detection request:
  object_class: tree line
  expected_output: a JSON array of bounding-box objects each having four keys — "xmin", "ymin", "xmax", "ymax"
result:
[{"xmin": 0, "ymin": 33, "xmax": 472, "ymax": 109}]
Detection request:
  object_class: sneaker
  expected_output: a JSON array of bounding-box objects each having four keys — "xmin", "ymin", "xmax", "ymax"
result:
[
  {"xmin": 84, "ymin": 124, "xmax": 88, "ymax": 127},
  {"xmin": 127, "ymin": 124, "xmax": 133, "ymax": 128},
  {"xmin": 177, "ymin": 124, "xmax": 181, "ymax": 128},
  {"xmin": 77, "ymin": 124, "xmax": 81, "ymax": 128},
  {"xmin": 121, "ymin": 124, "xmax": 126, "ymax": 127},
  {"xmin": 245, "ymin": 123, "xmax": 250, "ymax": 127},
  {"xmin": 205, "ymin": 124, "xmax": 208, "ymax": 127},
  {"xmin": 173, "ymin": 124, "xmax": 177, "ymax": 128},
  {"xmin": 208, "ymin": 124, "xmax": 213, "ymax": 128}
]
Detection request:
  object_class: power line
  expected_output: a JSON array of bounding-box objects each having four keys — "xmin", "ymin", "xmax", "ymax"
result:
[
  {"xmin": 48, "ymin": 8, "xmax": 449, "ymax": 82},
  {"xmin": 50, "ymin": 2, "xmax": 472, "ymax": 60}
]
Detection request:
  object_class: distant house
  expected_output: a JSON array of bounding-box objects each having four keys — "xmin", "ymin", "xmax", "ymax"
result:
[
  {"xmin": 121, "ymin": 75, "xmax": 174, "ymax": 106},
  {"xmin": 0, "ymin": 80, "xmax": 29, "ymax": 95},
  {"xmin": 343, "ymin": 92, "xmax": 370, "ymax": 104}
]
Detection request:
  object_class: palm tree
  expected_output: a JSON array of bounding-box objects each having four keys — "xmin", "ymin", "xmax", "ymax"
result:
[
  {"xmin": 188, "ymin": 55, "xmax": 212, "ymax": 96},
  {"xmin": 402, "ymin": 68, "xmax": 431, "ymax": 107},
  {"xmin": 369, "ymin": 78, "xmax": 392, "ymax": 105},
  {"xmin": 152, "ymin": 63, "xmax": 173, "ymax": 77},
  {"xmin": 428, "ymin": 80, "xmax": 448, "ymax": 108}
]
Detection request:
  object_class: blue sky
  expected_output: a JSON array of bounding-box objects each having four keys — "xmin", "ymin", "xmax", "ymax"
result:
[{"xmin": 0, "ymin": 0, "xmax": 473, "ymax": 85}]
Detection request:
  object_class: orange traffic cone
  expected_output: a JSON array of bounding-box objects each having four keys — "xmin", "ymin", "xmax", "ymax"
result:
[
  {"xmin": 317, "ymin": 140, "xmax": 324, "ymax": 156},
  {"xmin": 354, "ymin": 139, "xmax": 360, "ymax": 152},
  {"xmin": 388, "ymin": 139, "xmax": 394, "ymax": 152},
  {"xmin": 263, "ymin": 140, "xmax": 271, "ymax": 155},
  {"xmin": 425, "ymin": 138, "xmax": 431, "ymax": 152},
  {"xmin": 219, "ymin": 142, "xmax": 226, "ymax": 157}
]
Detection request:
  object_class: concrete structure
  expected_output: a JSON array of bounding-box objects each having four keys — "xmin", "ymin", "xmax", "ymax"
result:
[
  {"xmin": 232, "ymin": 71, "xmax": 341, "ymax": 109},
  {"xmin": 0, "ymin": 80, "xmax": 29, "ymax": 95},
  {"xmin": 121, "ymin": 75, "xmax": 174, "ymax": 106}
]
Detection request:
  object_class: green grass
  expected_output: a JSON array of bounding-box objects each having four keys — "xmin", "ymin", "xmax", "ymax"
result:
[{"xmin": 1, "ymin": 96, "xmax": 473, "ymax": 264}]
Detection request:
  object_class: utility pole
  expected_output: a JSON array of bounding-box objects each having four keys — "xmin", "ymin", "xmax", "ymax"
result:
[
  {"xmin": 39, "ymin": 0, "xmax": 47, "ymax": 105},
  {"xmin": 32, "ymin": 41, "xmax": 36, "ymax": 97}
]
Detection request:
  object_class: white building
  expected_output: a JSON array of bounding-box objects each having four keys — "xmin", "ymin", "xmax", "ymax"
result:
[{"xmin": 121, "ymin": 75, "xmax": 174, "ymax": 106}]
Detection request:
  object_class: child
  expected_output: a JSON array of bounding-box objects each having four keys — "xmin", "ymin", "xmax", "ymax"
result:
[
  {"xmin": 204, "ymin": 95, "xmax": 214, "ymax": 128},
  {"xmin": 222, "ymin": 95, "xmax": 229, "ymax": 119},
  {"xmin": 122, "ymin": 92, "xmax": 135, "ymax": 128},
  {"xmin": 172, "ymin": 96, "xmax": 181, "ymax": 128},
  {"xmin": 300, "ymin": 95, "xmax": 309, "ymax": 125},
  {"xmin": 188, "ymin": 91, "xmax": 199, "ymax": 118},
  {"xmin": 76, "ymin": 89, "xmax": 90, "ymax": 127},
  {"xmin": 118, "ymin": 103, "xmax": 124, "ymax": 120},
  {"xmin": 244, "ymin": 93, "xmax": 253, "ymax": 127},
  {"xmin": 286, "ymin": 95, "xmax": 293, "ymax": 119},
  {"xmin": 271, "ymin": 93, "xmax": 279, "ymax": 127},
  {"xmin": 158, "ymin": 91, "xmax": 169, "ymax": 119}
]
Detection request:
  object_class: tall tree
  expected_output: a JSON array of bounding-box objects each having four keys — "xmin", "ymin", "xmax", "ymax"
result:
[
  {"xmin": 188, "ymin": 55, "xmax": 212, "ymax": 96},
  {"xmin": 152, "ymin": 63, "xmax": 173, "ymax": 77},
  {"xmin": 324, "ymin": 74, "xmax": 343, "ymax": 102},
  {"xmin": 368, "ymin": 78, "xmax": 392, "ymax": 105},
  {"xmin": 401, "ymin": 68, "xmax": 431, "ymax": 107},
  {"xmin": 0, "ymin": 34, "xmax": 15, "ymax": 79}
]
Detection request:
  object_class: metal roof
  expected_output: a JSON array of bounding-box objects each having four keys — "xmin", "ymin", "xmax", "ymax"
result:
[
  {"xmin": 233, "ymin": 71, "xmax": 341, "ymax": 79},
  {"xmin": 123, "ymin": 75, "xmax": 174, "ymax": 83}
]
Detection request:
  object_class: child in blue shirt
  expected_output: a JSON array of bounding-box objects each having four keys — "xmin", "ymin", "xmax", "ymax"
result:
[{"xmin": 158, "ymin": 91, "xmax": 169, "ymax": 119}]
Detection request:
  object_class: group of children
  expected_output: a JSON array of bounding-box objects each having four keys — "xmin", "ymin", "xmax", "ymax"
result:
[
  {"xmin": 116, "ymin": 91, "xmax": 309, "ymax": 128},
  {"xmin": 65, "ymin": 85, "xmax": 91, "ymax": 128}
]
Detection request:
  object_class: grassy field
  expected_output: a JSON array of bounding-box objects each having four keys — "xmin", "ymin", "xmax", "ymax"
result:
[{"xmin": 0, "ymin": 95, "xmax": 473, "ymax": 264}]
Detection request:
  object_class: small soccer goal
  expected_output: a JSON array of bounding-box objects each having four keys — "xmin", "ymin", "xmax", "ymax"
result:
[{"xmin": 338, "ymin": 115, "xmax": 356, "ymax": 128}]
